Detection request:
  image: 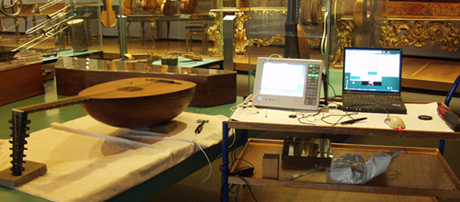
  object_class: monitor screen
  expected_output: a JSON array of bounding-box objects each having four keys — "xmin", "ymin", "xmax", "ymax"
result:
[
  {"xmin": 252, "ymin": 57, "xmax": 323, "ymax": 111},
  {"xmin": 343, "ymin": 48, "xmax": 402, "ymax": 93},
  {"xmin": 259, "ymin": 61, "xmax": 306, "ymax": 97}
]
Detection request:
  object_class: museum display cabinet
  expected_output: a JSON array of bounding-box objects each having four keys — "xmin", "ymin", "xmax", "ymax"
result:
[
  {"xmin": 0, "ymin": 0, "xmax": 227, "ymax": 62},
  {"xmin": 233, "ymin": 0, "xmax": 460, "ymax": 96},
  {"xmin": 113, "ymin": 0, "xmax": 222, "ymax": 60},
  {"xmin": 54, "ymin": 56, "xmax": 235, "ymax": 107},
  {"xmin": 0, "ymin": 0, "xmax": 104, "ymax": 59}
]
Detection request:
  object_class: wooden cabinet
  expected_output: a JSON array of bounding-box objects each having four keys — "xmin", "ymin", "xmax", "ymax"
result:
[
  {"xmin": 54, "ymin": 57, "xmax": 234, "ymax": 107},
  {"xmin": 0, "ymin": 63, "xmax": 44, "ymax": 106}
]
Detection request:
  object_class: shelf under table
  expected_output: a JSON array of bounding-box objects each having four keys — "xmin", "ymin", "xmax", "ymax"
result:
[
  {"xmin": 229, "ymin": 138, "xmax": 460, "ymax": 198},
  {"xmin": 239, "ymin": 186, "xmax": 437, "ymax": 202}
]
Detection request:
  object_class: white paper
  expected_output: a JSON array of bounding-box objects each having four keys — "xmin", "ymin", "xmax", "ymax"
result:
[{"xmin": 230, "ymin": 102, "xmax": 453, "ymax": 132}]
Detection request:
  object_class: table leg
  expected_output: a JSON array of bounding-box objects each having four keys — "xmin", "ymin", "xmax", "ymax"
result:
[
  {"xmin": 186, "ymin": 32, "xmax": 190, "ymax": 52},
  {"xmin": 14, "ymin": 18, "xmax": 19, "ymax": 37},
  {"xmin": 202, "ymin": 32, "xmax": 206, "ymax": 54},
  {"xmin": 222, "ymin": 121, "xmax": 229, "ymax": 202},
  {"xmin": 141, "ymin": 22, "xmax": 145, "ymax": 45},
  {"xmin": 0, "ymin": 18, "xmax": 4, "ymax": 31},
  {"xmin": 23, "ymin": 17, "xmax": 28, "ymax": 37},
  {"xmin": 167, "ymin": 21, "xmax": 170, "ymax": 46},
  {"xmin": 127, "ymin": 22, "xmax": 131, "ymax": 40},
  {"xmin": 150, "ymin": 21, "xmax": 157, "ymax": 49}
]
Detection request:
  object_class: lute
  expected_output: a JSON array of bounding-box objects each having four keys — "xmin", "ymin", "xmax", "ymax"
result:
[
  {"xmin": 141, "ymin": 0, "xmax": 158, "ymax": 11},
  {"xmin": 8, "ymin": 78, "xmax": 196, "ymax": 176},
  {"xmin": 14, "ymin": 77, "xmax": 196, "ymax": 128},
  {"xmin": 161, "ymin": 0, "xmax": 177, "ymax": 17},
  {"xmin": 180, "ymin": 0, "xmax": 198, "ymax": 14}
]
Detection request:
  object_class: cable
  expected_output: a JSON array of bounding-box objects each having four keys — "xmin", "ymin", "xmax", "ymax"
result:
[
  {"xmin": 228, "ymin": 128, "xmax": 237, "ymax": 149},
  {"xmin": 237, "ymin": 176, "xmax": 258, "ymax": 202},
  {"xmin": 296, "ymin": 108, "xmax": 362, "ymax": 126},
  {"xmin": 232, "ymin": 158, "xmax": 255, "ymax": 170},
  {"xmin": 267, "ymin": 54, "xmax": 283, "ymax": 61},
  {"xmin": 297, "ymin": 111, "xmax": 321, "ymax": 125},
  {"xmin": 233, "ymin": 185, "xmax": 240, "ymax": 202},
  {"xmin": 220, "ymin": 158, "xmax": 257, "ymax": 202},
  {"xmin": 321, "ymin": 112, "xmax": 357, "ymax": 126},
  {"xmin": 327, "ymin": 82, "xmax": 338, "ymax": 101},
  {"xmin": 230, "ymin": 95, "xmax": 259, "ymax": 116},
  {"xmin": 192, "ymin": 138, "xmax": 212, "ymax": 182}
]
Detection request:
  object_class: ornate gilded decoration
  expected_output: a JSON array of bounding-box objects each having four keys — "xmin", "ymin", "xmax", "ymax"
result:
[
  {"xmin": 327, "ymin": 1, "xmax": 460, "ymax": 66},
  {"xmin": 234, "ymin": 12, "xmax": 249, "ymax": 55},
  {"xmin": 245, "ymin": 0, "xmax": 287, "ymax": 8},
  {"xmin": 332, "ymin": 20, "xmax": 355, "ymax": 66},
  {"xmin": 379, "ymin": 20, "xmax": 460, "ymax": 52},
  {"xmin": 384, "ymin": 2, "xmax": 460, "ymax": 17},
  {"xmin": 207, "ymin": 11, "xmax": 221, "ymax": 56},
  {"xmin": 234, "ymin": 11, "xmax": 285, "ymax": 55},
  {"xmin": 208, "ymin": 9, "xmax": 289, "ymax": 56},
  {"xmin": 378, "ymin": 2, "xmax": 460, "ymax": 51},
  {"xmin": 253, "ymin": 9, "xmax": 286, "ymax": 17},
  {"xmin": 223, "ymin": 0, "xmax": 236, "ymax": 7},
  {"xmin": 239, "ymin": 0, "xmax": 249, "ymax": 7}
]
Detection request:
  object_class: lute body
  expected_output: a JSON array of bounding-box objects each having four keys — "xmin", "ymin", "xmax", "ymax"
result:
[{"xmin": 16, "ymin": 77, "xmax": 196, "ymax": 128}]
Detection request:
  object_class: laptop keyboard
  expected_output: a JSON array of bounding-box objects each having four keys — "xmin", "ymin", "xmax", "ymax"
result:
[{"xmin": 344, "ymin": 94, "xmax": 401, "ymax": 104}]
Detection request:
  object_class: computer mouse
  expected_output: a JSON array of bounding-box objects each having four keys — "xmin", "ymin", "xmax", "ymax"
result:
[{"xmin": 384, "ymin": 116, "xmax": 406, "ymax": 130}]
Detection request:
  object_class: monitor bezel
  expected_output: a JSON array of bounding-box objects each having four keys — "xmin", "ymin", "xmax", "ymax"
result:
[{"xmin": 252, "ymin": 57, "xmax": 324, "ymax": 111}]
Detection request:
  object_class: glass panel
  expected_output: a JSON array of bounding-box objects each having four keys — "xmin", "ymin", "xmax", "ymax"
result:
[
  {"xmin": 55, "ymin": 56, "xmax": 230, "ymax": 75},
  {"xmin": 328, "ymin": 0, "xmax": 389, "ymax": 98},
  {"xmin": 114, "ymin": 0, "xmax": 222, "ymax": 64},
  {"xmin": 244, "ymin": 0, "xmax": 330, "ymax": 97},
  {"xmin": 1, "ymin": 0, "xmax": 103, "ymax": 59}
]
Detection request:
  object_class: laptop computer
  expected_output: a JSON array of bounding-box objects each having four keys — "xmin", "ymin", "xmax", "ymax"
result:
[{"xmin": 341, "ymin": 47, "xmax": 407, "ymax": 114}]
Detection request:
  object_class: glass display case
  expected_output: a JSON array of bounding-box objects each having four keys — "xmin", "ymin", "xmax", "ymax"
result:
[
  {"xmin": 2, "ymin": 0, "xmax": 458, "ymax": 95},
  {"xmin": 237, "ymin": 0, "xmax": 460, "ymax": 99},
  {"xmin": 112, "ymin": 0, "xmax": 224, "ymax": 62},
  {"xmin": 0, "ymin": 0, "xmax": 103, "ymax": 59},
  {"xmin": 0, "ymin": 0, "xmax": 226, "ymax": 63},
  {"xmin": 239, "ymin": 0, "xmax": 330, "ymax": 96}
]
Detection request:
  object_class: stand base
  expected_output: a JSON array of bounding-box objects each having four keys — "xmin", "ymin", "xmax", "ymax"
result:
[
  {"xmin": 148, "ymin": 121, "xmax": 178, "ymax": 134},
  {"xmin": 0, "ymin": 161, "xmax": 47, "ymax": 187}
]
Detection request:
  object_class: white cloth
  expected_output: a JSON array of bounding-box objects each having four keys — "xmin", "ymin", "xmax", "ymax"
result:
[{"xmin": 0, "ymin": 112, "xmax": 228, "ymax": 202}]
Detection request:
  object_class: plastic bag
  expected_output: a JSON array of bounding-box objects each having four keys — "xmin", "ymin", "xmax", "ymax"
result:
[{"xmin": 328, "ymin": 149, "xmax": 402, "ymax": 184}]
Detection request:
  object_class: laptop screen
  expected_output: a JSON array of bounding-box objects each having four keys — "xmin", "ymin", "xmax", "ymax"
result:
[{"xmin": 343, "ymin": 48, "xmax": 402, "ymax": 93}]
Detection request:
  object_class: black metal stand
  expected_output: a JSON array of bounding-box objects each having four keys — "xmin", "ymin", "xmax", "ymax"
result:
[{"xmin": 284, "ymin": 0, "xmax": 300, "ymax": 59}]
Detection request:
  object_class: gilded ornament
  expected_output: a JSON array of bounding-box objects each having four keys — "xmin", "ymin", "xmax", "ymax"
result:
[
  {"xmin": 207, "ymin": 11, "xmax": 222, "ymax": 56},
  {"xmin": 379, "ymin": 20, "xmax": 460, "ymax": 52}
]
